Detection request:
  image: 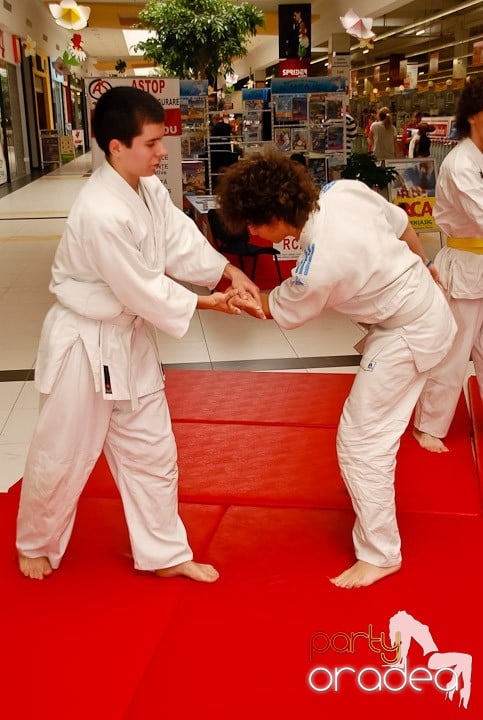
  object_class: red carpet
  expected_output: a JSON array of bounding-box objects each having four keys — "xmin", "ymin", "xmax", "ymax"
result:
[{"xmin": 1, "ymin": 370, "xmax": 482, "ymax": 719}]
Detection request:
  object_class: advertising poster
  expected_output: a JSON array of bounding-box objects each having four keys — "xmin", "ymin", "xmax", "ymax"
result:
[
  {"xmin": 278, "ymin": 4, "xmax": 311, "ymax": 60},
  {"xmin": 429, "ymin": 50, "xmax": 439, "ymax": 74},
  {"xmin": 473, "ymin": 39, "xmax": 483, "ymax": 66},
  {"xmin": 388, "ymin": 158, "xmax": 437, "ymax": 231},
  {"xmin": 86, "ymin": 77, "xmax": 183, "ymax": 208}
]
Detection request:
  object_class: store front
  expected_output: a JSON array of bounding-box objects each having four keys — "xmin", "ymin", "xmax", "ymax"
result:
[{"xmin": 0, "ymin": 36, "xmax": 27, "ymax": 185}]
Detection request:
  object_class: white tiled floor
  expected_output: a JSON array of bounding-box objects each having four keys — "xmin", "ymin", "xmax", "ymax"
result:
[{"xmin": 0, "ymin": 153, "xmax": 465, "ymax": 492}]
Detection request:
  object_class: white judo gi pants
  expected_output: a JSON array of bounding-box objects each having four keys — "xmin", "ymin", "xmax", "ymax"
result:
[
  {"xmin": 16, "ymin": 339, "xmax": 193, "ymax": 571},
  {"xmin": 336, "ymin": 332, "xmax": 429, "ymax": 567},
  {"xmin": 414, "ymin": 296, "xmax": 483, "ymax": 438}
]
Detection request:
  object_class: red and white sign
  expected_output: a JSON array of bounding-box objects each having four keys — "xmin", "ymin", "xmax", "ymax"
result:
[
  {"xmin": 72, "ymin": 129, "xmax": 85, "ymax": 150},
  {"xmin": 278, "ymin": 59, "xmax": 310, "ymax": 78}
]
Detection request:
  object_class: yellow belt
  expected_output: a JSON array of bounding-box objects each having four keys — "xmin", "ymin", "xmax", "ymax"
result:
[{"xmin": 446, "ymin": 237, "xmax": 483, "ymax": 254}]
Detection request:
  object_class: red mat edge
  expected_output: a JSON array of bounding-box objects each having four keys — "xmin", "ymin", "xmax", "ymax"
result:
[
  {"xmin": 180, "ymin": 497, "xmax": 482, "ymax": 520},
  {"xmin": 174, "ymin": 418, "xmax": 339, "ymax": 428},
  {"xmin": 467, "ymin": 375, "xmax": 483, "ymax": 514}
]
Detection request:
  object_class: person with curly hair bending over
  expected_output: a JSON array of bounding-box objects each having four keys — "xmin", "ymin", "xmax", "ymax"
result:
[{"xmin": 215, "ymin": 151, "xmax": 456, "ymax": 589}]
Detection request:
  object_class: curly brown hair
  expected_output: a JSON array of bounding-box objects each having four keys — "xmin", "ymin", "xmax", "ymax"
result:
[
  {"xmin": 455, "ymin": 74, "xmax": 483, "ymax": 138},
  {"xmin": 216, "ymin": 150, "xmax": 320, "ymax": 235}
]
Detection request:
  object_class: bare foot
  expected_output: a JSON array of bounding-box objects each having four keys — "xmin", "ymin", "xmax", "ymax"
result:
[
  {"xmin": 155, "ymin": 560, "xmax": 219, "ymax": 583},
  {"xmin": 329, "ymin": 560, "xmax": 401, "ymax": 589},
  {"xmin": 412, "ymin": 428, "xmax": 449, "ymax": 453},
  {"xmin": 18, "ymin": 554, "xmax": 53, "ymax": 580}
]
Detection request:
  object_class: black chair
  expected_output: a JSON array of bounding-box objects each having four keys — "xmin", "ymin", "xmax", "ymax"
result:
[{"xmin": 207, "ymin": 208, "xmax": 283, "ymax": 284}]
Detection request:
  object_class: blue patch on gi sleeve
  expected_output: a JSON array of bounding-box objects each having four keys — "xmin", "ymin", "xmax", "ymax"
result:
[{"xmin": 295, "ymin": 242, "xmax": 315, "ymax": 276}]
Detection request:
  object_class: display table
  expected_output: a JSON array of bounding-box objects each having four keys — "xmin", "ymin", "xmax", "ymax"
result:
[
  {"xmin": 184, "ymin": 194, "xmax": 217, "ymax": 239},
  {"xmin": 185, "ymin": 194, "xmax": 217, "ymax": 215}
]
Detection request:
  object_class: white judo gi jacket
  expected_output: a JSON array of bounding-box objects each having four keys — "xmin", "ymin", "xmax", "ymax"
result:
[
  {"xmin": 414, "ymin": 137, "xmax": 483, "ymax": 438},
  {"xmin": 35, "ymin": 160, "xmax": 228, "ymax": 402},
  {"xmin": 433, "ymin": 137, "xmax": 483, "ymax": 299},
  {"xmin": 269, "ymin": 180, "xmax": 453, "ymax": 372},
  {"xmin": 268, "ymin": 180, "xmax": 456, "ymax": 567}
]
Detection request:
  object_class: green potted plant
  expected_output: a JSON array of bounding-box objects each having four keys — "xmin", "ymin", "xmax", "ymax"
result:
[
  {"xmin": 341, "ymin": 152, "xmax": 398, "ymax": 191},
  {"xmin": 135, "ymin": 0, "xmax": 264, "ymax": 82}
]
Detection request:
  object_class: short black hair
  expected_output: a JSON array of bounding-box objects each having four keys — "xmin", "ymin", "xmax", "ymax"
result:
[
  {"xmin": 455, "ymin": 75, "xmax": 483, "ymax": 138},
  {"xmin": 92, "ymin": 86, "xmax": 165, "ymax": 155}
]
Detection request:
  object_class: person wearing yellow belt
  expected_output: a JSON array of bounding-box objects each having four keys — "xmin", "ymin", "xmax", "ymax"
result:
[{"xmin": 413, "ymin": 75, "xmax": 483, "ymax": 452}]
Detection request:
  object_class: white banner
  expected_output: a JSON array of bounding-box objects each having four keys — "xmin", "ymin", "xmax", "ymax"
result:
[{"xmin": 405, "ymin": 63, "xmax": 419, "ymax": 90}]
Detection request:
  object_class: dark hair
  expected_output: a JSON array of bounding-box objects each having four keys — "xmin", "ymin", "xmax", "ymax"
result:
[
  {"xmin": 216, "ymin": 150, "xmax": 319, "ymax": 234},
  {"xmin": 92, "ymin": 86, "xmax": 165, "ymax": 155},
  {"xmin": 290, "ymin": 152, "xmax": 307, "ymax": 166},
  {"xmin": 455, "ymin": 75, "xmax": 483, "ymax": 138}
]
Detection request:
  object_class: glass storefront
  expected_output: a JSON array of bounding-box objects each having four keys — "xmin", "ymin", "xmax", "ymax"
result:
[{"xmin": 0, "ymin": 60, "xmax": 27, "ymax": 184}]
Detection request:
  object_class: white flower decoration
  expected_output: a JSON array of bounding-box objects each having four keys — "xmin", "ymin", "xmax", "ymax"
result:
[
  {"xmin": 49, "ymin": 1, "xmax": 91, "ymax": 31},
  {"xmin": 22, "ymin": 35, "xmax": 37, "ymax": 58},
  {"xmin": 340, "ymin": 9, "xmax": 375, "ymax": 41}
]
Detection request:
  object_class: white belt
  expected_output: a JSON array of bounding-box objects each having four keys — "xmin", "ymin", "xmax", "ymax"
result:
[
  {"xmin": 353, "ymin": 271, "xmax": 435, "ymax": 355},
  {"xmin": 378, "ymin": 277, "xmax": 435, "ymax": 329},
  {"xmin": 100, "ymin": 313, "xmax": 141, "ymax": 409}
]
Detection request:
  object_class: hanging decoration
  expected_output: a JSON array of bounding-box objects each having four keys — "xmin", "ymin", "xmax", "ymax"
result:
[
  {"xmin": 22, "ymin": 35, "xmax": 37, "ymax": 58},
  {"xmin": 52, "ymin": 55, "xmax": 73, "ymax": 78},
  {"xmin": 52, "ymin": 35, "xmax": 86, "ymax": 79},
  {"xmin": 340, "ymin": 9, "xmax": 375, "ymax": 49},
  {"xmin": 49, "ymin": 1, "xmax": 91, "ymax": 31},
  {"xmin": 68, "ymin": 33, "xmax": 86, "ymax": 62},
  {"xmin": 115, "ymin": 59, "xmax": 127, "ymax": 76}
]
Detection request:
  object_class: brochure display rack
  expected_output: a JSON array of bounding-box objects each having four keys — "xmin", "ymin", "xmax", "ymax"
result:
[
  {"xmin": 180, "ymin": 80, "xmax": 210, "ymax": 195},
  {"xmin": 181, "ymin": 82, "xmax": 246, "ymax": 194},
  {"xmin": 270, "ymin": 76, "xmax": 348, "ymax": 189},
  {"xmin": 240, "ymin": 87, "xmax": 273, "ymax": 155}
]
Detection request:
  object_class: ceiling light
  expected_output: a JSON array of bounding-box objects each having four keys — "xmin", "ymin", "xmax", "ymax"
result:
[
  {"xmin": 416, "ymin": 29, "xmax": 425, "ymax": 36},
  {"xmin": 133, "ymin": 67, "xmax": 157, "ymax": 76}
]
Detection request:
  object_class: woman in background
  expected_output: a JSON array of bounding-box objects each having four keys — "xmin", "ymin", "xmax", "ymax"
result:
[{"xmin": 369, "ymin": 107, "xmax": 398, "ymax": 160}]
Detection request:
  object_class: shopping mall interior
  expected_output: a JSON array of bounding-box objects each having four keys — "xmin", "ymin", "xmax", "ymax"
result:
[{"xmin": 0, "ymin": 4, "xmax": 483, "ymax": 719}]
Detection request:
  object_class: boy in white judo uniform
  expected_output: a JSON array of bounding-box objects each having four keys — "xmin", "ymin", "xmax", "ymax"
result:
[
  {"xmin": 215, "ymin": 151, "xmax": 456, "ymax": 588},
  {"xmin": 413, "ymin": 75, "xmax": 483, "ymax": 453},
  {"xmin": 17, "ymin": 86, "xmax": 264, "ymax": 581}
]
